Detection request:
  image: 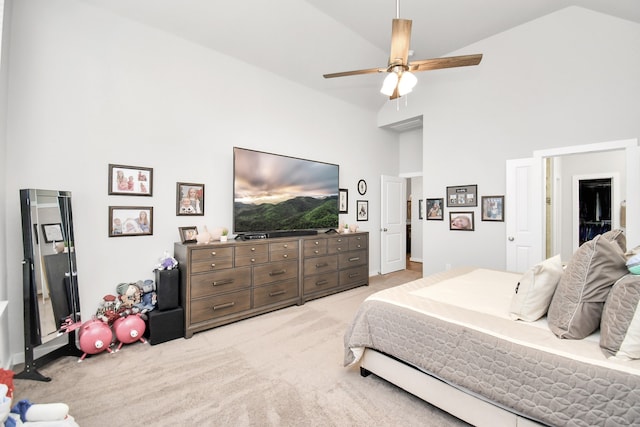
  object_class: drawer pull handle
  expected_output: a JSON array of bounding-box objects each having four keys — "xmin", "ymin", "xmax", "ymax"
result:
[
  {"xmin": 269, "ymin": 269, "xmax": 286, "ymax": 276},
  {"xmin": 269, "ymin": 290, "xmax": 286, "ymax": 297},
  {"xmin": 314, "ymin": 250, "xmax": 319, "ymax": 254},
  {"xmin": 251, "ymin": 258, "xmax": 256, "ymax": 263},
  {"xmin": 210, "ymin": 263, "xmax": 216, "ymax": 268},
  {"xmin": 213, "ymin": 301, "xmax": 235, "ymax": 311},
  {"xmin": 211, "ymin": 251, "xmax": 216, "ymax": 256},
  {"xmin": 283, "ymin": 244, "xmax": 288, "ymax": 248},
  {"xmin": 251, "ymin": 247, "xmax": 256, "ymax": 251},
  {"xmin": 349, "ymin": 257, "xmax": 360, "ymax": 262},
  {"xmin": 348, "ymin": 272, "xmax": 361, "ymax": 278},
  {"xmin": 337, "ymin": 238, "xmax": 343, "ymax": 242},
  {"xmin": 316, "ymin": 262, "xmax": 328, "ymax": 268},
  {"xmin": 314, "ymin": 241, "xmax": 319, "ymax": 245},
  {"xmin": 316, "ymin": 279, "xmax": 328, "ymax": 286},
  {"xmin": 337, "ymin": 248, "xmax": 342, "ymax": 251},
  {"xmin": 282, "ymin": 254, "xmax": 288, "ymax": 258},
  {"xmin": 356, "ymin": 244, "xmax": 361, "ymax": 248},
  {"xmin": 212, "ymin": 279, "xmax": 234, "ymax": 286}
]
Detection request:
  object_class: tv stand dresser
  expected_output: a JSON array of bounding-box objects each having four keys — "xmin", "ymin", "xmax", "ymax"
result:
[{"xmin": 174, "ymin": 232, "xmax": 368, "ymax": 338}]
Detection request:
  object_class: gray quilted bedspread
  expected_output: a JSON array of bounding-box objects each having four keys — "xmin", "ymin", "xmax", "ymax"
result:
[{"xmin": 344, "ymin": 284, "xmax": 640, "ymax": 426}]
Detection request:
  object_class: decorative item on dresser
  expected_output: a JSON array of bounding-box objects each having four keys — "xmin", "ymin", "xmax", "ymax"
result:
[{"xmin": 174, "ymin": 232, "xmax": 369, "ymax": 338}]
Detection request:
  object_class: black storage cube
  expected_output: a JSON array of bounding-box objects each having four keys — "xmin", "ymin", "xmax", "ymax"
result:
[
  {"xmin": 146, "ymin": 307, "xmax": 184, "ymax": 345},
  {"xmin": 155, "ymin": 268, "xmax": 180, "ymax": 311}
]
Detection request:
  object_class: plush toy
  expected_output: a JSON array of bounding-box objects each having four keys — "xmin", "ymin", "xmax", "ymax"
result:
[
  {"xmin": 1, "ymin": 391, "xmax": 80, "ymax": 427},
  {"xmin": 96, "ymin": 294, "xmax": 120, "ymax": 325},
  {"xmin": 155, "ymin": 251, "xmax": 178, "ymax": 271},
  {"xmin": 134, "ymin": 279, "xmax": 157, "ymax": 315},
  {"xmin": 196, "ymin": 226, "xmax": 211, "ymax": 244},
  {"xmin": 116, "ymin": 282, "xmax": 141, "ymax": 309}
]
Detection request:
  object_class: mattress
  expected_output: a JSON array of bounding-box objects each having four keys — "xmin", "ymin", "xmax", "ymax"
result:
[{"xmin": 344, "ymin": 268, "xmax": 640, "ymax": 426}]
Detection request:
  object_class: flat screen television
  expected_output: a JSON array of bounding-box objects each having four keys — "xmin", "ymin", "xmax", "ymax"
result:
[{"xmin": 233, "ymin": 147, "xmax": 339, "ymax": 235}]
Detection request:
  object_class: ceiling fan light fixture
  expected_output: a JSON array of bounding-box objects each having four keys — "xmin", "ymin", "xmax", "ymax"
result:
[
  {"xmin": 380, "ymin": 72, "xmax": 399, "ymax": 96},
  {"xmin": 397, "ymin": 71, "xmax": 417, "ymax": 96}
]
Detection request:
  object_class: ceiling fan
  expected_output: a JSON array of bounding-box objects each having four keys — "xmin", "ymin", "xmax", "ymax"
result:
[{"xmin": 323, "ymin": 1, "xmax": 483, "ymax": 100}]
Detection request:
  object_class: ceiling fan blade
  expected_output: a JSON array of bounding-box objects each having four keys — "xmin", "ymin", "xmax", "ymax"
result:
[
  {"xmin": 389, "ymin": 18, "xmax": 412, "ymax": 67},
  {"xmin": 323, "ymin": 67, "xmax": 386, "ymax": 79},
  {"xmin": 409, "ymin": 54, "xmax": 483, "ymax": 72}
]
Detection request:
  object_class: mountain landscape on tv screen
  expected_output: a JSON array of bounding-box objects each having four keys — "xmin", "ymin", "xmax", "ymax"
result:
[{"xmin": 234, "ymin": 196, "xmax": 338, "ymax": 232}]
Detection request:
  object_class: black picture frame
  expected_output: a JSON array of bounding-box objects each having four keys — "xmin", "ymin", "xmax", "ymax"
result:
[
  {"xmin": 426, "ymin": 198, "xmax": 444, "ymax": 220},
  {"xmin": 446, "ymin": 185, "xmax": 477, "ymax": 207},
  {"xmin": 179, "ymin": 226, "xmax": 198, "ymax": 243},
  {"xmin": 109, "ymin": 206, "xmax": 153, "ymax": 237},
  {"xmin": 108, "ymin": 164, "xmax": 153, "ymax": 196},
  {"xmin": 357, "ymin": 200, "xmax": 368, "ymax": 221},
  {"xmin": 41, "ymin": 223, "xmax": 63, "ymax": 243},
  {"xmin": 449, "ymin": 211, "xmax": 475, "ymax": 231},
  {"xmin": 339, "ymin": 188, "xmax": 348, "ymax": 213},
  {"xmin": 481, "ymin": 195, "xmax": 505, "ymax": 222},
  {"xmin": 176, "ymin": 182, "xmax": 205, "ymax": 216}
]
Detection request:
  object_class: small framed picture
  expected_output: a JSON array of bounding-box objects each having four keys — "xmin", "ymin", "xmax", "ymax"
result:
[
  {"xmin": 109, "ymin": 206, "xmax": 153, "ymax": 237},
  {"xmin": 176, "ymin": 182, "xmax": 204, "ymax": 216},
  {"xmin": 446, "ymin": 185, "xmax": 477, "ymax": 207},
  {"xmin": 339, "ymin": 188, "xmax": 348, "ymax": 213},
  {"xmin": 179, "ymin": 226, "xmax": 198, "ymax": 243},
  {"xmin": 108, "ymin": 164, "xmax": 153, "ymax": 196},
  {"xmin": 426, "ymin": 198, "xmax": 444, "ymax": 221},
  {"xmin": 356, "ymin": 200, "xmax": 368, "ymax": 221},
  {"xmin": 482, "ymin": 195, "xmax": 505, "ymax": 221},
  {"xmin": 41, "ymin": 223, "xmax": 63, "ymax": 243},
  {"xmin": 449, "ymin": 211, "xmax": 474, "ymax": 231}
]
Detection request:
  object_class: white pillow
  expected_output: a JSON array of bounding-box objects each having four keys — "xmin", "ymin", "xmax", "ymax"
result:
[{"xmin": 509, "ymin": 254, "xmax": 563, "ymax": 322}]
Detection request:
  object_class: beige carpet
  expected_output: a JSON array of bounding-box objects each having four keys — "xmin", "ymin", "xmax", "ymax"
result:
[{"xmin": 13, "ymin": 269, "xmax": 469, "ymax": 426}]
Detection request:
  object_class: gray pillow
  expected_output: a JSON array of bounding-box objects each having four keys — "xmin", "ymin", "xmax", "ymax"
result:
[
  {"xmin": 602, "ymin": 228, "xmax": 626, "ymax": 253},
  {"xmin": 548, "ymin": 234, "xmax": 628, "ymax": 339},
  {"xmin": 600, "ymin": 275, "xmax": 640, "ymax": 359}
]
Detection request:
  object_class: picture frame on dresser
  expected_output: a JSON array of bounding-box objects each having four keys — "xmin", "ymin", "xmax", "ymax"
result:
[
  {"xmin": 178, "ymin": 226, "xmax": 198, "ymax": 243},
  {"xmin": 108, "ymin": 164, "xmax": 153, "ymax": 196}
]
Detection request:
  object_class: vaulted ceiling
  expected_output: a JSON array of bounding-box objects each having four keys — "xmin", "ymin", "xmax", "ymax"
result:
[{"xmin": 79, "ymin": 0, "xmax": 640, "ymax": 111}]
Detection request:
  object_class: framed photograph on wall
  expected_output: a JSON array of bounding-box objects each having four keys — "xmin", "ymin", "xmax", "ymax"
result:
[
  {"xmin": 356, "ymin": 200, "xmax": 368, "ymax": 221},
  {"xmin": 446, "ymin": 185, "xmax": 477, "ymax": 207},
  {"xmin": 339, "ymin": 188, "xmax": 348, "ymax": 213},
  {"xmin": 41, "ymin": 223, "xmax": 63, "ymax": 243},
  {"xmin": 449, "ymin": 211, "xmax": 475, "ymax": 231},
  {"xmin": 109, "ymin": 206, "xmax": 153, "ymax": 237},
  {"xmin": 426, "ymin": 198, "xmax": 444, "ymax": 220},
  {"xmin": 481, "ymin": 195, "xmax": 505, "ymax": 221},
  {"xmin": 108, "ymin": 164, "xmax": 153, "ymax": 196},
  {"xmin": 176, "ymin": 182, "xmax": 205, "ymax": 216},
  {"xmin": 179, "ymin": 226, "xmax": 198, "ymax": 243}
]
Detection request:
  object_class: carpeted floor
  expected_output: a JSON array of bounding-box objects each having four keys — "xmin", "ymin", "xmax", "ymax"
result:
[{"xmin": 12, "ymin": 267, "xmax": 469, "ymax": 426}]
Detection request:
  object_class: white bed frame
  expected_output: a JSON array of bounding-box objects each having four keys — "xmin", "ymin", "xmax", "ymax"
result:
[{"xmin": 360, "ymin": 349, "xmax": 544, "ymax": 427}]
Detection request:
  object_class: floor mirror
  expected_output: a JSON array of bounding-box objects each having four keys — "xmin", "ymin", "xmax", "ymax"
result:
[{"xmin": 16, "ymin": 189, "xmax": 82, "ymax": 381}]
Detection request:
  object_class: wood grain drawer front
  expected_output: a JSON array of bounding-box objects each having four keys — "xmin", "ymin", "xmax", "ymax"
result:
[
  {"xmin": 269, "ymin": 240, "xmax": 298, "ymax": 253},
  {"xmin": 338, "ymin": 249, "xmax": 367, "ymax": 269},
  {"xmin": 303, "ymin": 272, "xmax": 338, "ymax": 294},
  {"xmin": 303, "ymin": 255, "xmax": 338, "ymax": 276},
  {"xmin": 254, "ymin": 279, "xmax": 299, "ymax": 307},
  {"xmin": 190, "ymin": 290, "xmax": 251, "ymax": 324},
  {"xmin": 270, "ymin": 248, "xmax": 298, "ymax": 261},
  {"xmin": 190, "ymin": 247, "xmax": 233, "ymax": 273},
  {"xmin": 235, "ymin": 244, "xmax": 268, "ymax": 258},
  {"xmin": 235, "ymin": 253, "xmax": 269, "ymax": 267},
  {"xmin": 303, "ymin": 239, "xmax": 327, "ymax": 257},
  {"xmin": 348, "ymin": 235, "xmax": 368, "ymax": 251},
  {"xmin": 339, "ymin": 265, "xmax": 368, "ymax": 286},
  {"xmin": 253, "ymin": 260, "xmax": 298, "ymax": 286},
  {"xmin": 328, "ymin": 237, "xmax": 349, "ymax": 254},
  {"xmin": 190, "ymin": 267, "xmax": 251, "ymax": 299}
]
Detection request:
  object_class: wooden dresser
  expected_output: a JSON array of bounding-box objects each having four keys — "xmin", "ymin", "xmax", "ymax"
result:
[{"xmin": 174, "ymin": 231, "xmax": 368, "ymax": 338}]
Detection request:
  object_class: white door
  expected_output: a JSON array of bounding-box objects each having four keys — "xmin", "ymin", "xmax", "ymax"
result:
[
  {"xmin": 381, "ymin": 175, "xmax": 406, "ymax": 274},
  {"xmin": 506, "ymin": 158, "xmax": 541, "ymax": 272}
]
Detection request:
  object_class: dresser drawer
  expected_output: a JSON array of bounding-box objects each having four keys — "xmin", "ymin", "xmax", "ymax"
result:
[
  {"xmin": 190, "ymin": 289, "xmax": 251, "ymax": 324},
  {"xmin": 303, "ymin": 271, "xmax": 338, "ymax": 294},
  {"xmin": 190, "ymin": 247, "xmax": 233, "ymax": 273},
  {"xmin": 303, "ymin": 239, "xmax": 327, "ymax": 257},
  {"xmin": 338, "ymin": 249, "xmax": 367, "ymax": 269},
  {"xmin": 253, "ymin": 260, "xmax": 298, "ymax": 286},
  {"xmin": 348, "ymin": 235, "xmax": 368, "ymax": 251},
  {"xmin": 303, "ymin": 254, "xmax": 338, "ymax": 276},
  {"xmin": 339, "ymin": 265, "xmax": 368, "ymax": 287},
  {"xmin": 235, "ymin": 253, "xmax": 269, "ymax": 267},
  {"xmin": 270, "ymin": 248, "xmax": 298, "ymax": 261},
  {"xmin": 269, "ymin": 240, "xmax": 298, "ymax": 252},
  {"xmin": 235, "ymin": 243, "xmax": 268, "ymax": 258},
  {"xmin": 190, "ymin": 267, "xmax": 251, "ymax": 299},
  {"xmin": 254, "ymin": 278, "xmax": 299, "ymax": 307},
  {"xmin": 328, "ymin": 236, "xmax": 349, "ymax": 254}
]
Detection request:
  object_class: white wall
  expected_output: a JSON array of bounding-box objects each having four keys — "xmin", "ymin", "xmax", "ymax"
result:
[
  {"xmin": 2, "ymin": 0, "xmax": 399, "ymax": 364},
  {"xmin": 378, "ymin": 7, "xmax": 640, "ymax": 275}
]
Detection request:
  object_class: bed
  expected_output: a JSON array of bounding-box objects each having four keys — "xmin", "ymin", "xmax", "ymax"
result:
[{"xmin": 344, "ymin": 266, "xmax": 640, "ymax": 427}]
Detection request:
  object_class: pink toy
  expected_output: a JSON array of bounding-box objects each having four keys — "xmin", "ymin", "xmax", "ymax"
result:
[
  {"xmin": 78, "ymin": 319, "xmax": 113, "ymax": 362},
  {"xmin": 113, "ymin": 314, "xmax": 147, "ymax": 351}
]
